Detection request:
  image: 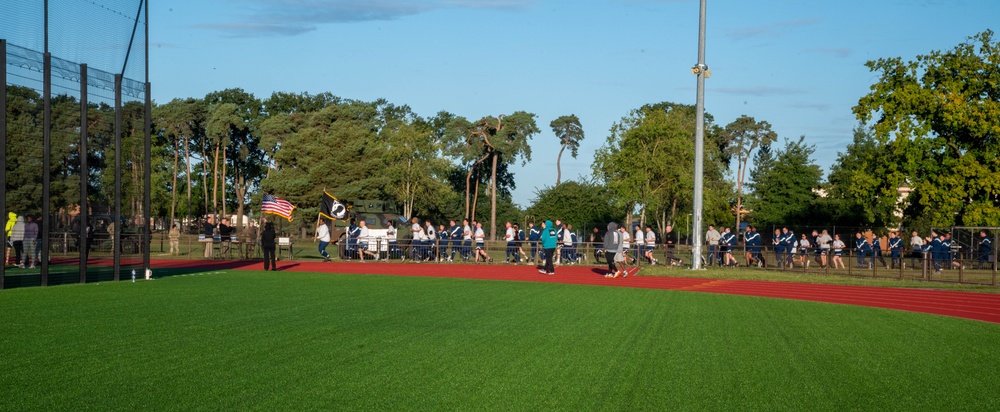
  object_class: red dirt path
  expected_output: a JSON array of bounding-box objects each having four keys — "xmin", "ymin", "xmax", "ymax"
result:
[{"xmin": 143, "ymin": 258, "xmax": 1000, "ymax": 324}]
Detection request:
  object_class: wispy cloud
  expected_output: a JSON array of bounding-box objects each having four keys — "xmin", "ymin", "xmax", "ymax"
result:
[
  {"xmin": 789, "ymin": 101, "xmax": 832, "ymax": 111},
  {"xmin": 711, "ymin": 86, "xmax": 807, "ymax": 97},
  {"xmin": 726, "ymin": 18, "xmax": 821, "ymax": 40},
  {"xmin": 807, "ymin": 47, "xmax": 852, "ymax": 58},
  {"xmin": 199, "ymin": 0, "xmax": 534, "ymax": 37}
]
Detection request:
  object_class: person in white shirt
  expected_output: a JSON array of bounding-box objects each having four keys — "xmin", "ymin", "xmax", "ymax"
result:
[
  {"xmin": 411, "ymin": 217, "xmax": 426, "ymax": 261},
  {"xmin": 797, "ymin": 234, "xmax": 811, "ymax": 268},
  {"xmin": 474, "ymin": 221, "xmax": 491, "ymax": 263},
  {"xmin": 504, "ymin": 222, "xmax": 519, "ymax": 264},
  {"xmin": 462, "ymin": 219, "xmax": 473, "ymax": 261},
  {"xmin": 633, "ymin": 225, "xmax": 645, "ymax": 263},
  {"xmin": 315, "ymin": 219, "xmax": 331, "ymax": 262},
  {"xmin": 619, "ymin": 226, "xmax": 633, "ymax": 265},
  {"xmin": 909, "ymin": 230, "xmax": 925, "ymax": 268},
  {"xmin": 358, "ymin": 220, "xmax": 379, "ymax": 262},
  {"xmin": 425, "ymin": 221, "xmax": 437, "ymax": 261},
  {"xmin": 644, "ymin": 226, "xmax": 659, "ymax": 265},
  {"xmin": 816, "ymin": 229, "xmax": 833, "ymax": 268},
  {"xmin": 831, "ymin": 234, "xmax": 846, "ymax": 269},
  {"xmin": 386, "ymin": 220, "xmax": 402, "ymax": 260},
  {"xmin": 560, "ymin": 223, "xmax": 574, "ymax": 264},
  {"xmin": 705, "ymin": 225, "xmax": 721, "ymax": 267}
]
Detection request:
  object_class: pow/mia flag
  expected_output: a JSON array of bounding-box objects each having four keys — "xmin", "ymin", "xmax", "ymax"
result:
[{"xmin": 319, "ymin": 191, "xmax": 349, "ymax": 221}]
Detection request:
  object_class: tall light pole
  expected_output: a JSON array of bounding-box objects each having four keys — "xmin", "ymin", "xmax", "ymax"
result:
[{"xmin": 691, "ymin": 0, "xmax": 708, "ymax": 269}]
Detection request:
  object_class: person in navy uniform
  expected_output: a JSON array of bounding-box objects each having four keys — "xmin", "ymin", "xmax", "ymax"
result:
[
  {"xmin": 744, "ymin": 226, "xmax": 762, "ymax": 267},
  {"xmin": 447, "ymin": 220, "xmax": 462, "ymax": 262},
  {"xmin": 721, "ymin": 227, "xmax": 738, "ymax": 267},
  {"xmin": 871, "ymin": 233, "xmax": 888, "ymax": 269},
  {"xmin": 515, "ymin": 223, "xmax": 529, "ymax": 262},
  {"xmin": 528, "ymin": 221, "xmax": 541, "ymax": 264},
  {"xmin": 781, "ymin": 228, "xmax": 796, "ymax": 268},
  {"xmin": 942, "ymin": 232, "xmax": 962, "ymax": 269},
  {"xmin": 928, "ymin": 230, "xmax": 944, "ymax": 273},
  {"xmin": 347, "ymin": 219, "xmax": 361, "ymax": 260},
  {"xmin": 855, "ymin": 232, "xmax": 871, "ymax": 268},
  {"xmin": 888, "ymin": 231, "xmax": 903, "ymax": 269},
  {"xmin": 977, "ymin": 230, "xmax": 993, "ymax": 270}
]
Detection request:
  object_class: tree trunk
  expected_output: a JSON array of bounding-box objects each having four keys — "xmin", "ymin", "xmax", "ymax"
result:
[
  {"xmin": 185, "ymin": 136, "xmax": 192, "ymax": 223},
  {"xmin": 202, "ymin": 141, "xmax": 210, "ymax": 216},
  {"xmin": 212, "ymin": 140, "xmax": 221, "ymax": 216},
  {"xmin": 556, "ymin": 143, "xmax": 566, "ymax": 186},
  {"xmin": 171, "ymin": 137, "xmax": 178, "ymax": 228},
  {"xmin": 235, "ymin": 173, "xmax": 246, "ymax": 229},
  {"xmin": 472, "ymin": 176, "xmax": 480, "ymax": 223},
  {"xmin": 221, "ymin": 146, "xmax": 228, "ymax": 220},
  {"xmin": 490, "ymin": 153, "xmax": 498, "ymax": 241},
  {"xmin": 735, "ymin": 159, "xmax": 746, "ymax": 234}
]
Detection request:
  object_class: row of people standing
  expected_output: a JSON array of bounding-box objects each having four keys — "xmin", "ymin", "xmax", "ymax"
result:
[{"xmin": 4, "ymin": 213, "xmax": 42, "ymax": 268}]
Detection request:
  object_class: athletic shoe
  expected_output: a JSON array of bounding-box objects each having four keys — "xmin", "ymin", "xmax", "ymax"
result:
[
  {"xmin": 540, "ymin": 270, "xmax": 548, "ymax": 274},
  {"xmin": 547, "ymin": 272, "xmax": 554, "ymax": 275},
  {"xmin": 613, "ymin": 270, "xmax": 621, "ymax": 278},
  {"xmin": 622, "ymin": 269, "xmax": 629, "ymax": 278}
]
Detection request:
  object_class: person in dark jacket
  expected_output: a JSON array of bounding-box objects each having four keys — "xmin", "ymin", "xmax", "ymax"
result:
[
  {"xmin": 261, "ymin": 222, "xmax": 277, "ymax": 271},
  {"xmin": 603, "ymin": 222, "xmax": 622, "ymax": 278}
]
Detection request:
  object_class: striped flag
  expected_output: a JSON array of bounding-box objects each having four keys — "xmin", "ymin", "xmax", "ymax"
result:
[{"xmin": 262, "ymin": 193, "xmax": 296, "ymax": 221}]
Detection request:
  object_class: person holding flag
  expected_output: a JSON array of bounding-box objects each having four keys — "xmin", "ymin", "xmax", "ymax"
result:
[{"xmin": 315, "ymin": 219, "xmax": 331, "ymax": 262}]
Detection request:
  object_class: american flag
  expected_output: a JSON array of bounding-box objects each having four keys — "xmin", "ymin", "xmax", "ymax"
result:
[{"xmin": 262, "ymin": 193, "xmax": 296, "ymax": 221}]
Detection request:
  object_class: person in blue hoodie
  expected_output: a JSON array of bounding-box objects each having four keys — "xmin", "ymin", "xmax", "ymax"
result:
[
  {"xmin": 539, "ymin": 220, "xmax": 558, "ymax": 275},
  {"xmin": 928, "ymin": 230, "xmax": 944, "ymax": 273}
]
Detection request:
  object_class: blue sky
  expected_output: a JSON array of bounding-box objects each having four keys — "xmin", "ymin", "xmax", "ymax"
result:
[{"xmin": 147, "ymin": 0, "xmax": 998, "ymax": 207}]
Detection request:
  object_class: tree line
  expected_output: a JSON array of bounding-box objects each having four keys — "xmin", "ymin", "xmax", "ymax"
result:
[{"xmin": 4, "ymin": 30, "xmax": 997, "ymax": 239}]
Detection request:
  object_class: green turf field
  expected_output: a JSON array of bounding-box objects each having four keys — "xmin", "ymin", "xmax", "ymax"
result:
[{"xmin": 1, "ymin": 271, "xmax": 998, "ymax": 411}]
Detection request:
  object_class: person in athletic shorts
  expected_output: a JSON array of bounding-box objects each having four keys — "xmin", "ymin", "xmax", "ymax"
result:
[
  {"xmin": 358, "ymin": 220, "xmax": 379, "ymax": 262},
  {"xmin": 831, "ymin": 234, "xmax": 846, "ymax": 269},
  {"xmin": 474, "ymin": 221, "xmax": 491, "ymax": 263},
  {"xmin": 721, "ymin": 227, "xmax": 738, "ymax": 267},
  {"xmin": 386, "ymin": 220, "xmax": 402, "ymax": 260},
  {"xmin": 448, "ymin": 220, "xmax": 462, "ymax": 262},
  {"xmin": 410, "ymin": 217, "xmax": 425, "ymax": 261},
  {"xmin": 816, "ymin": 229, "xmax": 832, "ymax": 268},
  {"xmin": 424, "ymin": 221, "xmax": 437, "ymax": 261},
  {"xmin": 619, "ymin": 225, "xmax": 632, "ymax": 265},
  {"xmin": 644, "ymin": 225, "xmax": 658, "ymax": 265}
]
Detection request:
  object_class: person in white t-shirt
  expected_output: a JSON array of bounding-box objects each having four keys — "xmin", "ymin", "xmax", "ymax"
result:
[
  {"xmin": 909, "ymin": 230, "xmax": 925, "ymax": 268},
  {"xmin": 504, "ymin": 221, "xmax": 520, "ymax": 264},
  {"xmin": 358, "ymin": 220, "xmax": 379, "ymax": 262},
  {"xmin": 619, "ymin": 225, "xmax": 633, "ymax": 265},
  {"xmin": 411, "ymin": 217, "xmax": 426, "ymax": 261},
  {"xmin": 461, "ymin": 219, "xmax": 473, "ymax": 261},
  {"xmin": 425, "ymin": 221, "xmax": 437, "ymax": 261},
  {"xmin": 644, "ymin": 226, "xmax": 659, "ymax": 265},
  {"xmin": 633, "ymin": 225, "xmax": 645, "ymax": 263},
  {"xmin": 315, "ymin": 219, "xmax": 331, "ymax": 262},
  {"xmin": 474, "ymin": 221, "xmax": 491, "ymax": 263},
  {"xmin": 386, "ymin": 220, "xmax": 402, "ymax": 260}
]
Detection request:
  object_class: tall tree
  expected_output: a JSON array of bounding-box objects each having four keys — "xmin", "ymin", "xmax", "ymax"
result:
[
  {"xmin": 722, "ymin": 115, "xmax": 777, "ymax": 232},
  {"xmin": 205, "ymin": 103, "xmax": 240, "ymax": 217},
  {"xmin": 380, "ymin": 106, "xmax": 452, "ymax": 220},
  {"xmin": 593, "ymin": 102, "xmax": 731, "ymax": 236},
  {"xmin": 206, "ymin": 89, "xmax": 264, "ymax": 228},
  {"xmin": 854, "ymin": 30, "xmax": 1000, "ymax": 227},
  {"xmin": 549, "ymin": 114, "xmax": 585, "ymax": 186},
  {"xmin": 746, "ymin": 137, "xmax": 823, "ymax": 227}
]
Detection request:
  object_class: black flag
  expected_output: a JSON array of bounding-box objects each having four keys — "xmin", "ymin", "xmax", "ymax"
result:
[{"xmin": 319, "ymin": 191, "xmax": 349, "ymax": 221}]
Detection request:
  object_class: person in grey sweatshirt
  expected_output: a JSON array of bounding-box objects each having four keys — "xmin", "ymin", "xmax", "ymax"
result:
[{"xmin": 603, "ymin": 222, "xmax": 622, "ymax": 278}]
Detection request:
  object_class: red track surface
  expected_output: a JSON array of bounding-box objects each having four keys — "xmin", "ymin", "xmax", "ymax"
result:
[{"xmin": 143, "ymin": 259, "xmax": 1000, "ymax": 324}]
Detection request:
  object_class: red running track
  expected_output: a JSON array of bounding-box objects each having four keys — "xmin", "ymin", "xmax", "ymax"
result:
[{"xmin": 141, "ymin": 258, "xmax": 1000, "ymax": 324}]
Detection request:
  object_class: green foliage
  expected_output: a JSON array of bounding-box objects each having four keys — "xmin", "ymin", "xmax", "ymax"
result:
[
  {"xmin": 854, "ymin": 30, "xmax": 1000, "ymax": 227},
  {"xmin": 746, "ymin": 137, "xmax": 823, "ymax": 226},
  {"xmin": 526, "ymin": 180, "xmax": 615, "ymax": 230},
  {"xmin": 826, "ymin": 127, "xmax": 906, "ymax": 227},
  {"xmin": 593, "ymin": 102, "xmax": 731, "ymax": 233}
]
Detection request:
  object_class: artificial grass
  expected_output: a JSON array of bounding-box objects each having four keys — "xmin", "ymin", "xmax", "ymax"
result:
[{"xmin": 1, "ymin": 271, "xmax": 998, "ymax": 411}]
